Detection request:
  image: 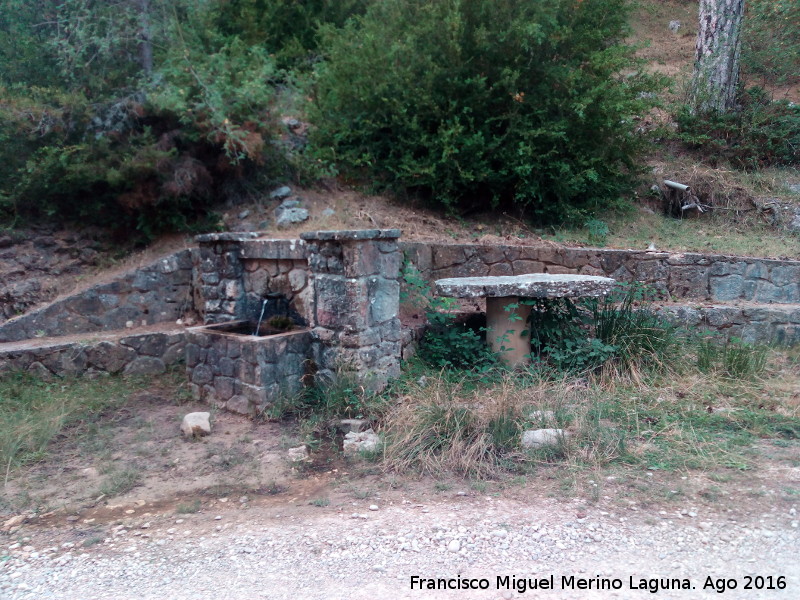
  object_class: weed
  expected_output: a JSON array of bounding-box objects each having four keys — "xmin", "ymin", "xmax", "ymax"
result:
[
  {"xmin": 434, "ymin": 482, "xmax": 452, "ymax": 492},
  {"xmin": 176, "ymin": 499, "xmax": 201, "ymax": 514},
  {"xmin": 82, "ymin": 535, "xmax": 104, "ymax": 548},
  {"xmin": 98, "ymin": 467, "xmax": 141, "ymax": 497},
  {"xmin": 310, "ymin": 497, "xmax": 330, "ymax": 507}
]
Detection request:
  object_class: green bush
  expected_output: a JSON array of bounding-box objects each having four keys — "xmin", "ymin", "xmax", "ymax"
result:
[
  {"xmin": 211, "ymin": 0, "xmax": 371, "ymax": 70},
  {"xmin": 0, "ymin": 3, "xmax": 284, "ymax": 241},
  {"xmin": 418, "ymin": 312, "xmax": 498, "ymax": 372},
  {"xmin": 742, "ymin": 0, "xmax": 800, "ymax": 87},
  {"xmin": 311, "ymin": 0, "xmax": 662, "ymax": 223},
  {"xmin": 675, "ymin": 87, "xmax": 800, "ymax": 169}
]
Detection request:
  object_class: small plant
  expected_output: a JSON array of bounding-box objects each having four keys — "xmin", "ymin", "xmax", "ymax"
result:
[
  {"xmin": 585, "ymin": 218, "xmax": 610, "ymax": 247},
  {"xmin": 265, "ymin": 315, "xmax": 295, "ymax": 332},
  {"xmin": 98, "ymin": 467, "xmax": 141, "ymax": 497},
  {"xmin": 176, "ymin": 499, "xmax": 202, "ymax": 514},
  {"xmin": 418, "ymin": 313, "xmax": 498, "ymax": 372},
  {"xmin": 310, "ymin": 497, "xmax": 330, "ymax": 507}
]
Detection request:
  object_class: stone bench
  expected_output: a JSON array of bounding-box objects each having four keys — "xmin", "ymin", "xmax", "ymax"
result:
[{"xmin": 435, "ymin": 274, "xmax": 616, "ymax": 366}]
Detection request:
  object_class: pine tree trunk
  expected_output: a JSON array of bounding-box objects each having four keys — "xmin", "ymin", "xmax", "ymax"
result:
[
  {"xmin": 689, "ymin": 0, "xmax": 746, "ymax": 114},
  {"xmin": 137, "ymin": 0, "xmax": 153, "ymax": 76}
]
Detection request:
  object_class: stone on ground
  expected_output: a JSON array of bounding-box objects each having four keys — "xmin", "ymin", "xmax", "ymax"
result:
[
  {"xmin": 181, "ymin": 412, "xmax": 212, "ymax": 438},
  {"xmin": 521, "ymin": 428, "xmax": 568, "ymax": 449},
  {"xmin": 343, "ymin": 429, "xmax": 381, "ymax": 455}
]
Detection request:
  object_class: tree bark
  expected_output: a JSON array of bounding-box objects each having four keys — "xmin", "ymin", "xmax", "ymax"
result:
[
  {"xmin": 689, "ymin": 0, "xmax": 746, "ymax": 114},
  {"xmin": 137, "ymin": 0, "xmax": 153, "ymax": 76}
]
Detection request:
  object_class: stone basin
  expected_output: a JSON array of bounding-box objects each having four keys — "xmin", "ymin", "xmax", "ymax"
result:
[{"xmin": 435, "ymin": 274, "xmax": 616, "ymax": 367}]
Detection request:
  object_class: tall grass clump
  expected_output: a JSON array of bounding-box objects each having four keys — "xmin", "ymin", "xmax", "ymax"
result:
[
  {"xmin": 527, "ymin": 284, "xmax": 681, "ymax": 375},
  {"xmin": 696, "ymin": 336, "xmax": 769, "ymax": 379},
  {"xmin": 0, "ymin": 372, "xmax": 138, "ymax": 478}
]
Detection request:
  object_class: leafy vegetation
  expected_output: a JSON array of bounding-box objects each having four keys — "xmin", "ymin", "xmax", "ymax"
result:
[
  {"xmin": 311, "ymin": 0, "xmax": 664, "ymax": 223},
  {"xmin": 742, "ymin": 0, "xmax": 800, "ymax": 88},
  {"xmin": 675, "ymin": 87, "xmax": 800, "ymax": 169}
]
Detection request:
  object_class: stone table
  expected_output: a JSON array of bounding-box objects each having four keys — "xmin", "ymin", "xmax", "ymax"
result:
[{"xmin": 435, "ymin": 274, "xmax": 617, "ymax": 367}]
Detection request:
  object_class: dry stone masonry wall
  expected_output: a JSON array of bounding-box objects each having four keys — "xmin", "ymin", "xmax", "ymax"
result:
[
  {"xmin": 0, "ymin": 250, "xmax": 194, "ymax": 343},
  {"xmin": 402, "ymin": 243, "xmax": 800, "ymax": 303},
  {"xmin": 0, "ymin": 329, "xmax": 185, "ymax": 379},
  {"xmin": 185, "ymin": 325, "xmax": 311, "ymax": 415},
  {"xmin": 302, "ymin": 229, "xmax": 403, "ymax": 391}
]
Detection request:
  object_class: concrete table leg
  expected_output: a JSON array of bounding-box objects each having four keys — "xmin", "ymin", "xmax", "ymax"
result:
[{"xmin": 486, "ymin": 296, "xmax": 532, "ymax": 367}]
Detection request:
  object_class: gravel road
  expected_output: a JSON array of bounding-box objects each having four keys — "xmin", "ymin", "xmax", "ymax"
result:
[{"xmin": 2, "ymin": 493, "xmax": 798, "ymax": 600}]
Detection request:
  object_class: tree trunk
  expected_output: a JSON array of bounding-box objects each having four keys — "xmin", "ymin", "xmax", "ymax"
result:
[
  {"xmin": 137, "ymin": 0, "xmax": 153, "ymax": 76},
  {"xmin": 689, "ymin": 0, "xmax": 746, "ymax": 114}
]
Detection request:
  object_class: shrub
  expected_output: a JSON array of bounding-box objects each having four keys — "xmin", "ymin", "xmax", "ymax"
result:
[
  {"xmin": 675, "ymin": 87, "xmax": 800, "ymax": 169},
  {"xmin": 211, "ymin": 0, "xmax": 371, "ymax": 70},
  {"xmin": 525, "ymin": 284, "xmax": 680, "ymax": 373},
  {"xmin": 0, "ymin": 5, "xmax": 284, "ymax": 241},
  {"xmin": 311, "ymin": 0, "xmax": 662, "ymax": 223},
  {"xmin": 742, "ymin": 0, "xmax": 800, "ymax": 88},
  {"xmin": 418, "ymin": 312, "xmax": 498, "ymax": 372}
]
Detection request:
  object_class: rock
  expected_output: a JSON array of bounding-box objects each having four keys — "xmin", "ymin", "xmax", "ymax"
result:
[
  {"xmin": 278, "ymin": 198, "xmax": 301, "ymax": 210},
  {"xmin": 342, "ymin": 429, "xmax": 381, "ymax": 455},
  {"xmin": 238, "ymin": 210, "xmax": 250, "ymax": 220},
  {"xmin": 0, "ymin": 236, "xmax": 12, "ymax": 248},
  {"xmin": 521, "ymin": 428, "xmax": 568, "ymax": 449},
  {"xmin": 321, "ymin": 208, "xmax": 336, "ymax": 218},
  {"xmin": 2, "ymin": 515, "xmax": 26, "ymax": 532},
  {"xmin": 275, "ymin": 207, "xmax": 309, "ymax": 228},
  {"xmin": 287, "ymin": 445, "xmax": 309, "ymax": 462},
  {"xmin": 269, "ymin": 186, "xmax": 292, "ymax": 200},
  {"xmin": 181, "ymin": 412, "xmax": 211, "ymax": 438},
  {"xmin": 123, "ymin": 357, "xmax": 166, "ymax": 376},
  {"xmin": 788, "ymin": 207, "xmax": 800, "ymax": 233},
  {"xmin": 447, "ymin": 539, "xmax": 461, "ymax": 552},
  {"xmin": 788, "ymin": 183, "xmax": 800, "ymax": 194},
  {"xmin": 369, "ymin": 505, "xmax": 379, "ymax": 511},
  {"xmin": 668, "ymin": 20, "xmax": 681, "ymax": 33},
  {"xmin": 82, "ymin": 467, "xmax": 99, "ymax": 478},
  {"xmin": 339, "ymin": 419, "xmax": 368, "ymax": 434}
]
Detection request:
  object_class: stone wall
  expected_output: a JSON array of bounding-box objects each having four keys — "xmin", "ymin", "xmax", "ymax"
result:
[
  {"xmin": 0, "ymin": 329, "xmax": 186, "ymax": 379},
  {"xmin": 0, "ymin": 250, "xmax": 194, "ymax": 343},
  {"xmin": 194, "ymin": 234, "xmax": 310, "ymax": 325},
  {"xmin": 185, "ymin": 323, "xmax": 312, "ymax": 415},
  {"xmin": 303, "ymin": 229, "xmax": 403, "ymax": 391},
  {"xmin": 401, "ymin": 243, "xmax": 800, "ymax": 303},
  {"xmin": 657, "ymin": 303, "xmax": 800, "ymax": 346}
]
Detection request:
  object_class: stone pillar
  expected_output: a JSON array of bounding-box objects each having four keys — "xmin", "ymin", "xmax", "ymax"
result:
[
  {"xmin": 301, "ymin": 229, "xmax": 402, "ymax": 391},
  {"xmin": 194, "ymin": 233, "xmax": 258, "ymax": 324},
  {"xmin": 485, "ymin": 297, "xmax": 532, "ymax": 367}
]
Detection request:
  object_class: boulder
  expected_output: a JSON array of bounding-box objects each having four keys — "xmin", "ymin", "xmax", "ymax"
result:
[{"xmin": 181, "ymin": 412, "xmax": 211, "ymax": 438}]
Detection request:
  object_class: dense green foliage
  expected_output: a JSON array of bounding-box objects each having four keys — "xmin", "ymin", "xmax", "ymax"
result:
[
  {"xmin": 0, "ymin": 0, "xmax": 289, "ymax": 240},
  {"xmin": 676, "ymin": 87, "xmax": 800, "ymax": 168},
  {"xmin": 742, "ymin": 0, "xmax": 800, "ymax": 87},
  {"xmin": 311, "ymin": 0, "xmax": 662, "ymax": 223},
  {"xmin": 211, "ymin": 0, "xmax": 369, "ymax": 70}
]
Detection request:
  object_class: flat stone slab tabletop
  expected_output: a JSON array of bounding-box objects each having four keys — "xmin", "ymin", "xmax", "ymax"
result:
[
  {"xmin": 435, "ymin": 274, "xmax": 617, "ymax": 367},
  {"xmin": 435, "ymin": 273, "xmax": 617, "ymax": 299}
]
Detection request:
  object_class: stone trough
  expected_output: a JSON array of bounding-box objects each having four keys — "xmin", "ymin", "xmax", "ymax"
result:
[
  {"xmin": 435, "ymin": 274, "xmax": 616, "ymax": 366},
  {"xmin": 185, "ymin": 320, "xmax": 312, "ymax": 416}
]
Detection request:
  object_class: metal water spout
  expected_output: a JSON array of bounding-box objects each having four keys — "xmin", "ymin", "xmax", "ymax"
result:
[{"xmin": 254, "ymin": 298, "xmax": 269, "ymax": 336}]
